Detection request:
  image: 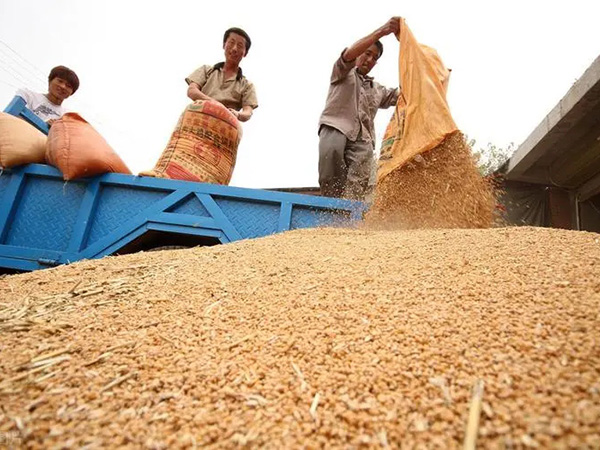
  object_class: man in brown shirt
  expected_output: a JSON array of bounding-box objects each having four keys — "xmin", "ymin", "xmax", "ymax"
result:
[
  {"xmin": 318, "ymin": 18, "xmax": 400, "ymax": 200},
  {"xmin": 186, "ymin": 27, "xmax": 258, "ymax": 122}
]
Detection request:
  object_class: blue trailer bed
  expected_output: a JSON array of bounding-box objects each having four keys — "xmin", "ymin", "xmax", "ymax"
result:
[{"xmin": 1, "ymin": 98, "xmax": 364, "ymax": 272}]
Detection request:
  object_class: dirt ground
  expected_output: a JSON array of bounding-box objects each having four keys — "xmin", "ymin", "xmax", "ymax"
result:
[{"xmin": 1, "ymin": 226, "xmax": 599, "ymax": 449}]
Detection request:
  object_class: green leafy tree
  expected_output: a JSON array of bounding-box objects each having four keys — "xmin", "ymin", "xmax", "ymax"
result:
[{"xmin": 467, "ymin": 137, "xmax": 516, "ymax": 175}]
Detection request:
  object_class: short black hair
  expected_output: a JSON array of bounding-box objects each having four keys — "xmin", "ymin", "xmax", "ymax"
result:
[
  {"xmin": 223, "ymin": 27, "xmax": 252, "ymax": 55},
  {"xmin": 375, "ymin": 41, "xmax": 383, "ymax": 59},
  {"xmin": 48, "ymin": 66, "xmax": 80, "ymax": 93}
]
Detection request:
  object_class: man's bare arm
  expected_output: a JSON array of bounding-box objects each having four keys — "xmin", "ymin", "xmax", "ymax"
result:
[
  {"xmin": 187, "ymin": 82, "xmax": 214, "ymax": 102},
  {"xmin": 342, "ymin": 17, "xmax": 401, "ymax": 62}
]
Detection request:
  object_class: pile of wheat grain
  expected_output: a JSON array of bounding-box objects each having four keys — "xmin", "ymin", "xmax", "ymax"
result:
[
  {"xmin": 367, "ymin": 132, "xmax": 496, "ymax": 230},
  {"xmin": 1, "ymin": 226, "xmax": 599, "ymax": 448}
]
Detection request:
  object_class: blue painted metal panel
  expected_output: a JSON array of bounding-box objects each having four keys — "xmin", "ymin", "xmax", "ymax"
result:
[
  {"xmin": 154, "ymin": 212, "xmax": 218, "ymax": 229},
  {"xmin": 79, "ymin": 189, "xmax": 191, "ymax": 259},
  {"xmin": 196, "ymin": 194, "xmax": 243, "ymax": 242},
  {"xmin": 214, "ymin": 197, "xmax": 280, "ymax": 239},
  {"xmin": 0, "ymin": 163, "xmax": 365, "ymax": 272},
  {"xmin": 86, "ymin": 224, "xmax": 150, "ymax": 260},
  {"xmin": 165, "ymin": 194, "xmax": 210, "ymax": 216},
  {"xmin": 291, "ymin": 206, "xmax": 351, "ymax": 230},
  {"xmin": 5, "ymin": 177, "xmax": 86, "ymax": 251},
  {"xmin": 87, "ymin": 184, "xmax": 172, "ymax": 246},
  {"xmin": 88, "ymin": 222, "xmax": 224, "ymax": 260},
  {"xmin": 67, "ymin": 179, "xmax": 101, "ymax": 253},
  {"xmin": 278, "ymin": 202, "xmax": 293, "ymax": 232},
  {"xmin": 99, "ymin": 171, "xmax": 361, "ymax": 213},
  {"xmin": 0, "ymin": 171, "xmax": 11, "ymax": 200},
  {"xmin": 146, "ymin": 223, "xmax": 225, "ymax": 241},
  {"xmin": 0, "ymin": 244, "xmax": 63, "ymax": 261},
  {"xmin": 3, "ymin": 96, "xmax": 50, "ymax": 134},
  {"xmin": 16, "ymin": 165, "xmax": 364, "ymax": 216},
  {"xmin": 0, "ymin": 170, "xmax": 26, "ymax": 243}
]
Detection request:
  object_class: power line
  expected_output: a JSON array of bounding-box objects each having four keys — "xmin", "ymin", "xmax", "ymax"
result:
[
  {"xmin": 0, "ymin": 77, "xmax": 19, "ymax": 90},
  {"xmin": 0, "ymin": 48, "xmax": 46, "ymax": 92},
  {"xmin": 0, "ymin": 39, "xmax": 108, "ymax": 128},
  {"xmin": 0, "ymin": 62, "xmax": 34, "ymax": 89},
  {"xmin": 0, "ymin": 47, "xmax": 45, "ymax": 88},
  {"xmin": 0, "ymin": 39, "xmax": 46, "ymax": 79},
  {"xmin": 0, "ymin": 50, "xmax": 45, "ymax": 86}
]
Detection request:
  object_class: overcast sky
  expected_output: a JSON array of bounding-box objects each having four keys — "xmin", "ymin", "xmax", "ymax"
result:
[{"xmin": 1, "ymin": 0, "xmax": 599, "ymax": 188}]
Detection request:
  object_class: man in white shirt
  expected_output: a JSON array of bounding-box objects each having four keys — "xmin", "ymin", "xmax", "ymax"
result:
[{"xmin": 15, "ymin": 65, "xmax": 79, "ymax": 125}]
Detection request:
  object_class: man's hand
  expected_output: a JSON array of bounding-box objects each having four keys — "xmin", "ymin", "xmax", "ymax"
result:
[
  {"xmin": 378, "ymin": 17, "xmax": 401, "ymax": 38},
  {"xmin": 46, "ymin": 119, "xmax": 57, "ymax": 128},
  {"xmin": 344, "ymin": 17, "xmax": 402, "ymax": 62},
  {"xmin": 228, "ymin": 106, "xmax": 253, "ymax": 122}
]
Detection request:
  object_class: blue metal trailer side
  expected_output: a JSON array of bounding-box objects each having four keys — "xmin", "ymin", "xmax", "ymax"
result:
[{"xmin": 1, "ymin": 99, "xmax": 364, "ymax": 272}]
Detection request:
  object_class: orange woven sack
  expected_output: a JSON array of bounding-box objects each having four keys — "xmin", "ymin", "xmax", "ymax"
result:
[
  {"xmin": 0, "ymin": 112, "xmax": 47, "ymax": 168},
  {"xmin": 378, "ymin": 18, "xmax": 456, "ymax": 180},
  {"xmin": 46, "ymin": 113, "xmax": 131, "ymax": 180},
  {"xmin": 140, "ymin": 100, "xmax": 242, "ymax": 185}
]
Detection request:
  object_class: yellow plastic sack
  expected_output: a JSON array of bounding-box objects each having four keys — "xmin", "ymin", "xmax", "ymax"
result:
[{"xmin": 378, "ymin": 18, "xmax": 457, "ymax": 181}]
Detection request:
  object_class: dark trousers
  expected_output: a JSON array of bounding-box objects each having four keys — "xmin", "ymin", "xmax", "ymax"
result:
[{"xmin": 318, "ymin": 125, "xmax": 373, "ymax": 200}]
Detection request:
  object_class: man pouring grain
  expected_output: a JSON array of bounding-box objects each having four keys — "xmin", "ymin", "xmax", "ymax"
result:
[{"xmin": 318, "ymin": 17, "xmax": 400, "ymax": 200}]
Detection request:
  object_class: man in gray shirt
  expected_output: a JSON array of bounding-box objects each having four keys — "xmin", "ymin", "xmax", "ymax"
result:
[{"xmin": 318, "ymin": 17, "xmax": 400, "ymax": 200}]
